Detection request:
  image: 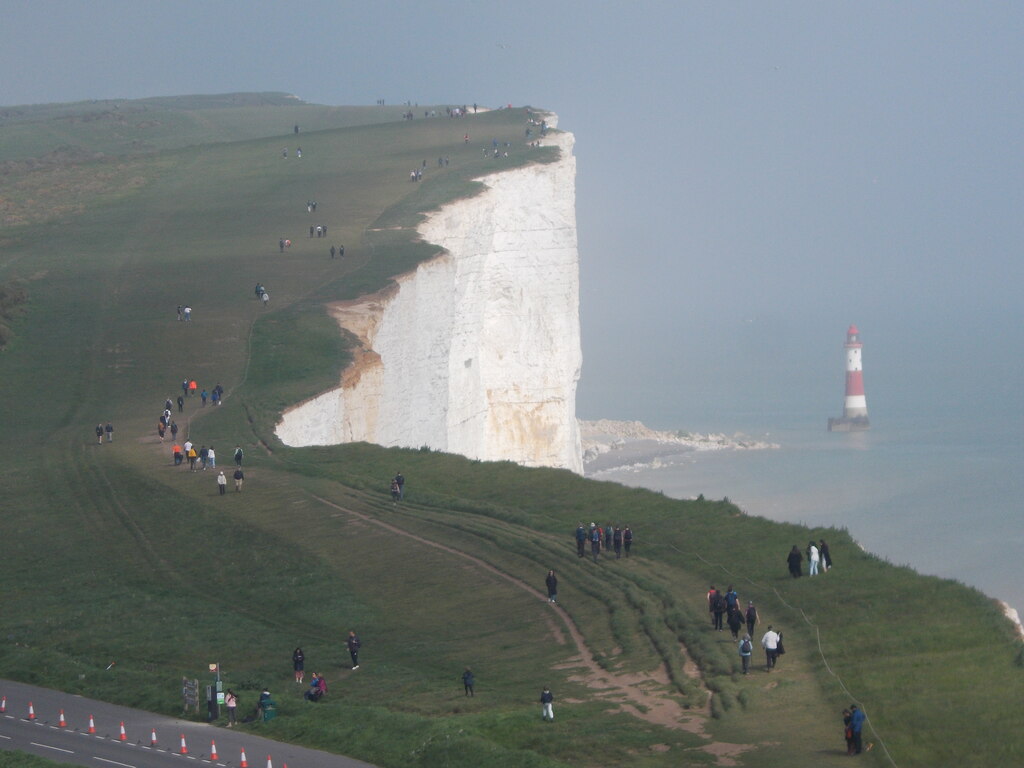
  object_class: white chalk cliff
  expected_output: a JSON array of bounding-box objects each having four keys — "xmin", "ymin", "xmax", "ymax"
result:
[{"xmin": 275, "ymin": 122, "xmax": 583, "ymax": 473}]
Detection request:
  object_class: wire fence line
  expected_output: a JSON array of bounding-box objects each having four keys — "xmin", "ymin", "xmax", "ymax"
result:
[{"xmin": 674, "ymin": 545, "xmax": 897, "ymax": 767}]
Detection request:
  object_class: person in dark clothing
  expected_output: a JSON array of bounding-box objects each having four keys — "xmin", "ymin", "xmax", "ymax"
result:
[
  {"xmin": 394, "ymin": 472, "xmax": 405, "ymax": 500},
  {"xmin": 590, "ymin": 526, "xmax": 601, "ymax": 562},
  {"xmin": 745, "ymin": 601, "xmax": 759, "ymax": 637},
  {"xmin": 540, "ymin": 687, "xmax": 554, "ymax": 721},
  {"xmin": 330, "ymin": 245, "xmax": 336, "ymax": 259},
  {"xmin": 234, "ymin": 446, "xmax": 244, "ymax": 467},
  {"xmin": 787, "ymin": 545, "xmax": 803, "ymax": 578},
  {"xmin": 707, "ymin": 586, "xmax": 718, "ymax": 627},
  {"xmin": 95, "ymin": 424, "xmax": 104, "ymax": 444},
  {"xmin": 604, "ymin": 524, "xmax": 613, "ymax": 550},
  {"xmin": 347, "ymin": 630, "xmax": 361, "ymax": 669},
  {"xmin": 711, "ymin": 590, "xmax": 727, "ymax": 631},
  {"xmin": 545, "ymin": 570, "xmax": 558, "ymax": 603},
  {"xmin": 462, "ymin": 668, "xmax": 475, "ymax": 697},
  {"xmin": 842, "ymin": 709, "xmax": 855, "ymax": 755},
  {"xmin": 613, "ymin": 527, "xmax": 623, "ymax": 558},
  {"xmin": 575, "ymin": 524, "xmax": 586, "ymax": 558},
  {"xmin": 105, "ymin": 423, "xmax": 114, "ymax": 442},
  {"xmin": 820, "ymin": 539, "xmax": 832, "ymax": 572},
  {"xmin": 338, "ymin": 245, "xmax": 345, "ymax": 258},
  {"xmin": 727, "ymin": 607, "xmax": 744, "ymax": 639},
  {"xmin": 177, "ymin": 395, "xmax": 184, "ymax": 412},
  {"xmin": 293, "ymin": 647, "xmax": 305, "ymax": 684},
  {"xmin": 849, "ymin": 705, "xmax": 869, "ymax": 754},
  {"xmin": 623, "ymin": 526, "xmax": 633, "ymax": 556}
]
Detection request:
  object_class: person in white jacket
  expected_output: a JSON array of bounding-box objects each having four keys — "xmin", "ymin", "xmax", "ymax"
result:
[{"xmin": 761, "ymin": 626, "xmax": 781, "ymax": 671}]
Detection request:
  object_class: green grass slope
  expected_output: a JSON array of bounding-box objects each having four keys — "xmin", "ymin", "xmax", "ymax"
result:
[{"xmin": 0, "ymin": 96, "xmax": 1019, "ymax": 768}]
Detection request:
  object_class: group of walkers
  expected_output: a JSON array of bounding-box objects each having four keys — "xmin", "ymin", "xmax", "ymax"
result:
[
  {"xmin": 787, "ymin": 539, "xmax": 833, "ymax": 578},
  {"xmin": 574, "ymin": 522, "xmax": 633, "ymax": 562}
]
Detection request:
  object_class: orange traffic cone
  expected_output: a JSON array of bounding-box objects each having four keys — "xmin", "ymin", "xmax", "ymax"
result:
[
  {"xmin": 88, "ymin": 715, "xmax": 97, "ymax": 734},
  {"xmin": 27, "ymin": 702, "xmax": 36, "ymax": 721},
  {"xmin": 266, "ymin": 756, "xmax": 273, "ymax": 768},
  {"xmin": 150, "ymin": 728, "xmax": 158, "ymax": 747},
  {"xmin": 240, "ymin": 747, "xmax": 249, "ymax": 768},
  {"xmin": 119, "ymin": 721, "xmax": 127, "ymax": 741},
  {"xmin": 58, "ymin": 710, "xmax": 67, "ymax": 728},
  {"xmin": 179, "ymin": 734, "xmax": 188, "ymax": 754},
  {"xmin": 210, "ymin": 739, "xmax": 219, "ymax": 760}
]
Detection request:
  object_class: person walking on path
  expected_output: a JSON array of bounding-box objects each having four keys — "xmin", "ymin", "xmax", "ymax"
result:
[
  {"xmin": 347, "ymin": 630, "xmax": 361, "ymax": 669},
  {"xmin": 105, "ymin": 423, "xmax": 114, "ymax": 442},
  {"xmin": 225, "ymin": 690, "xmax": 238, "ymax": 727},
  {"xmin": 462, "ymin": 668, "xmax": 475, "ymax": 697},
  {"xmin": 745, "ymin": 601, "xmax": 759, "ymax": 638},
  {"xmin": 293, "ymin": 648, "xmax": 305, "ymax": 684},
  {"xmin": 590, "ymin": 525, "xmax": 601, "ymax": 562},
  {"xmin": 217, "ymin": 471, "xmax": 226, "ymax": 495},
  {"xmin": 711, "ymin": 589, "xmax": 727, "ymax": 631},
  {"xmin": 394, "ymin": 472, "xmax": 405, "ymax": 500},
  {"xmin": 727, "ymin": 606, "xmax": 744, "ymax": 639},
  {"xmin": 233, "ymin": 467, "xmax": 244, "ymax": 491},
  {"xmin": 170, "ymin": 421, "xmax": 178, "ymax": 440},
  {"xmin": 540, "ymin": 687, "xmax": 554, "ymax": 721},
  {"xmin": 613, "ymin": 526, "xmax": 623, "ymax": 558},
  {"xmin": 787, "ymin": 545, "xmax": 803, "ymax": 578},
  {"xmin": 707, "ymin": 586, "xmax": 719, "ymax": 627},
  {"xmin": 545, "ymin": 570, "xmax": 558, "ymax": 603},
  {"xmin": 575, "ymin": 524, "xmax": 586, "ymax": 557},
  {"xmin": 738, "ymin": 634, "xmax": 753, "ymax": 674},
  {"xmin": 207, "ymin": 446, "xmax": 216, "ymax": 468},
  {"xmin": 95, "ymin": 424, "xmax": 104, "ymax": 444},
  {"xmin": 820, "ymin": 539, "xmax": 832, "ymax": 572},
  {"xmin": 183, "ymin": 305, "xmax": 191, "ymax": 322},
  {"xmin": 234, "ymin": 446, "xmax": 244, "ymax": 467},
  {"xmin": 808, "ymin": 541, "xmax": 820, "ymax": 576},
  {"xmin": 761, "ymin": 625, "xmax": 781, "ymax": 671},
  {"xmin": 177, "ymin": 395, "xmax": 184, "ymax": 412},
  {"xmin": 623, "ymin": 526, "xmax": 633, "ymax": 556},
  {"xmin": 330, "ymin": 245, "xmax": 336, "ymax": 259}
]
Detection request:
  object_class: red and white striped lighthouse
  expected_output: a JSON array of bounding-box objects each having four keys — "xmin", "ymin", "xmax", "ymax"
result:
[{"xmin": 828, "ymin": 325, "xmax": 870, "ymax": 431}]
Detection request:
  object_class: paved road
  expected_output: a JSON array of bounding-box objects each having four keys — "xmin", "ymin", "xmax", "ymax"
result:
[{"xmin": 0, "ymin": 679, "xmax": 377, "ymax": 768}]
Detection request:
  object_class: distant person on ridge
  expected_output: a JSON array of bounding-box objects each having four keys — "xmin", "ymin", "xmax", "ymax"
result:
[
  {"xmin": 394, "ymin": 472, "xmax": 405, "ymax": 500},
  {"xmin": 623, "ymin": 526, "xmax": 633, "ymax": 556},
  {"xmin": 808, "ymin": 541, "xmax": 820, "ymax": 576},
  {"xmin": 787, "ymin": 545, "xmax": 803, "ymax": 578},
  {"xmin": 575, "ymin": 524, "xmax": 586, "ymax": 557},
  {"xmin": 613, "ymin": 526, "xmax": 623, "ymax": 558},
  {"xmin": 820, "ymin": 539, "xmax": 832, "ymax": 572}
]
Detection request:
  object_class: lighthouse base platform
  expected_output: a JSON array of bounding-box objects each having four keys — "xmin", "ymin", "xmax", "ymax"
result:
[{"xmin": 828, "ymin": 416, "xmax": 870, "ymax": 432}]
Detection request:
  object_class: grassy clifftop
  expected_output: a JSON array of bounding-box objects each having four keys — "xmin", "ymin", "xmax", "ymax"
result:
[{"xmin": 0, "ymin": 95, "xmax": 1018, "ymax": 768}]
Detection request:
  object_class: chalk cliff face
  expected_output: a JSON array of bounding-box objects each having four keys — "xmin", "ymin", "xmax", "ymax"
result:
[{"xmin": 275, "ymin": 125, "xmax": 583, "ymax": 473}]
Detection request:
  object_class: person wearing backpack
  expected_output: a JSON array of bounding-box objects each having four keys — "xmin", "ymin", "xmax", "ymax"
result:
[
  {"xmin": 712, "ymin": 590, "xmax": 727, "ymax": 631},
  {"xmin": 738, "ymin": 634, "xmax": 753, "ymax": 674}
]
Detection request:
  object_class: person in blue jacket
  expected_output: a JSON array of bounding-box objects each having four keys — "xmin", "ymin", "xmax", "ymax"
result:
[{"xmin": 849, "ymin": 704, "xmax": 869, "ymax": 754}]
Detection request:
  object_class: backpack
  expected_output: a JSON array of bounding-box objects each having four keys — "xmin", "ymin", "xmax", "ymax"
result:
[
  {"xmin": 713, "ymin": 593, "xmax": 726, "ymax": 612},
  {"xmin": 740, "ymin": 639, "xmax": 752, "ymax": 654}
]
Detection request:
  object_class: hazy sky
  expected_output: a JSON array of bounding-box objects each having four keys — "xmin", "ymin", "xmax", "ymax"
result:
[{"xmin": 4, "ymin": 1, "xmax": 1022, "ymax": 429}]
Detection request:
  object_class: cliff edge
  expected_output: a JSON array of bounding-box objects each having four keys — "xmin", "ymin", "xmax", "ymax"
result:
[{"xmin": 276, "ymin": 119, "xmax": 583, "ymax": 473}]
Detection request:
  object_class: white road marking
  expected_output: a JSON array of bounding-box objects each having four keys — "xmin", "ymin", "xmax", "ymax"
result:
[
  {"xmin": 31, "ymin": 742, "xmax": 74, "ymax": 753},
  {"xmin": 94, "ymin": 758, "xmax": 136, "ymax": 768}
]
